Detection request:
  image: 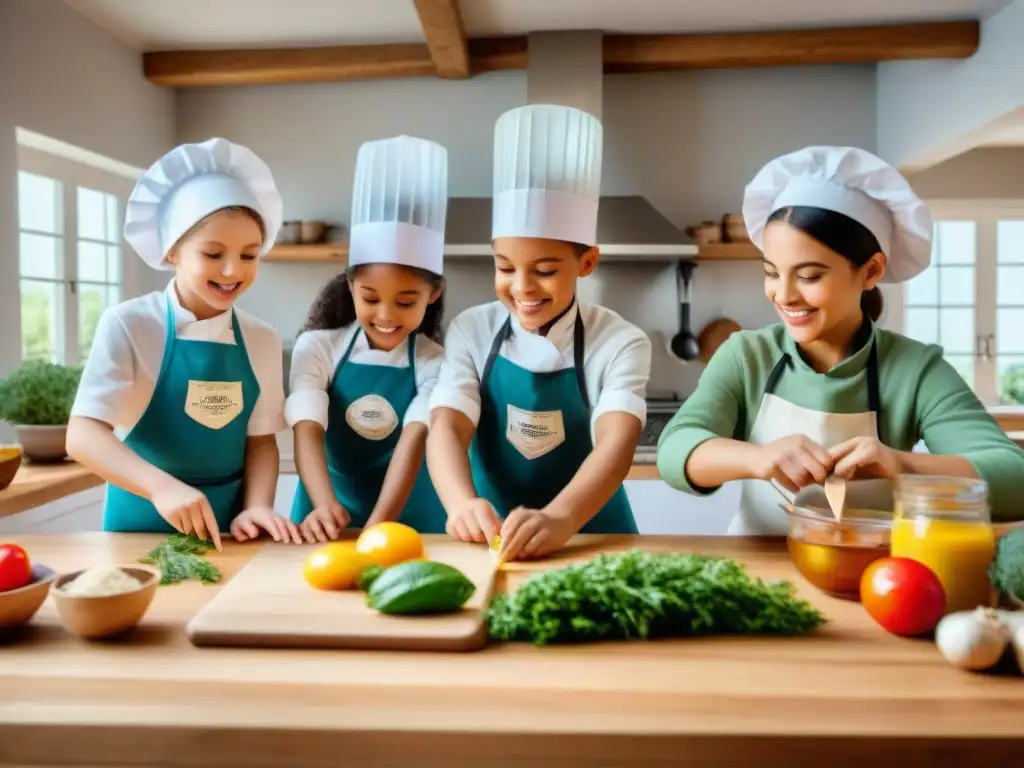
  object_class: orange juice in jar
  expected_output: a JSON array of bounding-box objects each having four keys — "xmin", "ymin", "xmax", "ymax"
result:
[{"xmin": 890, "ymin": 475, "xmax": 996, "ymax": 614}]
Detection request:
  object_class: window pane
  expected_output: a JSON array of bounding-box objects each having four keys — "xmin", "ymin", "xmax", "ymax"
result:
[
  {"xmin": 77, "ymin": 186, "xmax": 107, "ymax": 241},
  {"xmin": 997, "ymin": 220, "xmax": 1024, "ymax": 264},
  {"xmin": 939, "ymin": 308, "xmax": 974, "ymax": 354},
  {"xmin": 998, "ymin": 356, "xmax": 1024, "ymax": 405},
  {"xmin": 19, "ymin": 232, "xmax": 62, "ymax": 279},
  {"xmin": 997, "ymin": 308, "xmax": 1024, "ymax": 353},
  {"xmin": 106, "ymin": 245, "xmax": 122, "ymax": 283},
  {"xmin": 17, "ymin": 171, "xmax": 61, "ymax": 234},
  {"xmin": 939, "ymin": 265, "xmax": 974, "ymax": 306},
  {"xmin": 905, "ymin": 308, "xmax": 939, "ymax": 345},
  {"xmin": 108, "ymin": 283, "xmax": 122, "ymax": 306},
  {"xmin": 105, "ymin": 195, "xmax": 119, "ymax": 244},
  {"xmin": 77, "ymin": 240, "xmax": 107, "ymax": 282},
  {"xmin": 78, "ymin": 283, "xmax": 109, "ymax": 358},
  {"xmin": 997, "ymin": 265, "xmax": 1024, "ymax": 306},
  {"xmin": 905, "ymin": 264, "xmax": 938, "ymax": 306},
  {"xmin": 935, "ymin": 221, "xmax": 976, "ymax": 265},
  {"xmin": 945, "ymin": 354, "xmax": 974, "ymax": 389},
  {"xmin": 20, "ymin": 279, "xmax": 62, "ymax": 362}
]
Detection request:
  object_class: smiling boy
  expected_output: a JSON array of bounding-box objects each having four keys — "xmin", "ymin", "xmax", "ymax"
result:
[{"xmin": 426, "ymin": 104, "xmax": 652, "ymax": 562}]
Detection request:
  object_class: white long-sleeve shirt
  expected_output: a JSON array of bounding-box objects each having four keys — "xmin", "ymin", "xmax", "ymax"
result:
[
  {"xmin": 428, "ymin": 300, "xmax": 651, "ymax": 437},
  {"xmin": 71, "ymin": 280, "xmax": 286, "ymax": 436},
  {"xmin": 285, "ymin": 323, "xmax": 444, "ymax": 431}
]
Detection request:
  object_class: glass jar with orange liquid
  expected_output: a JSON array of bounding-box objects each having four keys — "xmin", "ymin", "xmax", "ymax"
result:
[{"xmin": 890, "ymin": 475, "xmax": 996, "ymax": 614}]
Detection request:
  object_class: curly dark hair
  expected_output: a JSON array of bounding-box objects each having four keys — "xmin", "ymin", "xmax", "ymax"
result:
[{"xmin": 301, "ymin": 264, "xmax": 445, "ymax": 344}]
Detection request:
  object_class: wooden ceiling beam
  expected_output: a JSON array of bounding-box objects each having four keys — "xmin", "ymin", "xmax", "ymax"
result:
[
  {"xmin": 603, "ymin": 21, "xmax": 980, "ymax": 73},
  {"xmin": 412, "ymin": 0, "xmax": 471, "ymax": 79},
  {"xmin": 142, "ymin": 20, "xmax": 979, "ymax": 88}
]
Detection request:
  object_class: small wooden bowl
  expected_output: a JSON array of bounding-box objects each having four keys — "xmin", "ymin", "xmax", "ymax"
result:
[
  {"xmin": 52, "ymin": 565, "xmax": 160, "ymax": 640},
  {"xmin": 0, "ymin": 564, "xmax": 56, "ymax": 629},
  {"xmin": 0, "ymin": 444, "xmax": 23, "ymax": 491}
]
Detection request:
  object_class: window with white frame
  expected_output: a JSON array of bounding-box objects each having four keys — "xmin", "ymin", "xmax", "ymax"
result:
[
  {"xmin": 16, "ymin": 146, "xmax": 135, "ymax": 366},
  {"xmin": 902, "ymin": 203, "xmax": 1024, "ymax": 406}
]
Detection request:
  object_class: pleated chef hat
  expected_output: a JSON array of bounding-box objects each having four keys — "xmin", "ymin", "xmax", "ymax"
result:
[
  {"xmin": 349, "ymin": 135, "xmax": 448, "ymax": 276},
  {"xmin": 124, "ymin": 137, "xmax": 283, "ymax": 270},
  {"xmin": 743, "ymin": 146, "xmax": 932, "ymax": 283},
  {"xmin": 492, "ymin": 104, "xmax": 603, "ymax": 247}
]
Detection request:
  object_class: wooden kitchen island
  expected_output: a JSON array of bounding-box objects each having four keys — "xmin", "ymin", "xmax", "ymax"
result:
[{"xmin": 1, "ymin": 533, "xmax": 1022, "ymax": 767}]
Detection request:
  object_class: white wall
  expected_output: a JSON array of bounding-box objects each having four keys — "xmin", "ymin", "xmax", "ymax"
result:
[
  {"xmin": 877, "ymin": 0, "xmax": 1024, "ymax": 170},
  {"xmin": 178, "ymin": 63, "xmax": 878, "ymax": 397},
  {"xmin": 0, "ymin": 0, "xmax": 176, "ymax": 380}
]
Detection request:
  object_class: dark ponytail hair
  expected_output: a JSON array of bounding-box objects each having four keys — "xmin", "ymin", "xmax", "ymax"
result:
[
  {"xmin": 766, "ymin": 206, "xmax": 884, "ymax": 322},
  {"xmin": 301, "ymin": 264, "xmax": 445, "ymax": 344}
]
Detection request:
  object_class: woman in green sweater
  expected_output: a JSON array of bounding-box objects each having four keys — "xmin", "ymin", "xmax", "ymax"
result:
[{"xmin": 657, "ymin": 145, "xmax": 1024, "ymax": 533}]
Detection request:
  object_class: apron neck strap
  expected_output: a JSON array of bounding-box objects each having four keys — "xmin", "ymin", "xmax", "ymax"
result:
[
  {"xmin": 766, "ymin": 338, "xmax": 882, "ymax": 431},
  {"xmin": 339, "ymin": 325, "xmax": 363, "ymax": 369},
  {"xmin": 162, "ymin": 293, "xmax": 244, "ymax": 350},
  {"xmin": 481, "ymin": 309, "xmax": 590, "ymax": 411},
  {"xmin": 407, "ymin": 332, "xmax": 417, "ymax": 378}
]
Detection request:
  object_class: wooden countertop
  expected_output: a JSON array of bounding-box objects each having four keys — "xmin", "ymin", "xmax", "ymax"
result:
[
  {"xmin": 1, "ymin": 533, "xmax": 1022, "ymax": 767},
  {"xmin": 0, "ymin": 460, "xmax": 103, "ymax": 519}
]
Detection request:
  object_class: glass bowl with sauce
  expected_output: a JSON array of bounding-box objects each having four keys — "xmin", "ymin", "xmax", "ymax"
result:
[{"xmin": 783, "ymin": 503, "xmax": 892, "ymax": 600}]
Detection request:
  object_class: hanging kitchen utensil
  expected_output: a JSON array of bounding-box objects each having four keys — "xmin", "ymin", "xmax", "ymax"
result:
[
  {"xmin": 670, "ymin": 261, "xmax": 700, "ymax": 361},
  {"xmin": 698, "ymin": 317, "xmax": 742, "ymax": 363}
]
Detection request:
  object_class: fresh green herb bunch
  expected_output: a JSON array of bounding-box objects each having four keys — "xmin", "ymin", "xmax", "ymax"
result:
[
  {"xmin": 139, "ymin": 533, "xmax": 222, "ymax": 586},
  {"xmin": 0, "ymin": 360, "xmax": 83, "ymax": 425},
  {"xmin": 486, "ymin": 549, "xmax": 826, "ymax": 645}
]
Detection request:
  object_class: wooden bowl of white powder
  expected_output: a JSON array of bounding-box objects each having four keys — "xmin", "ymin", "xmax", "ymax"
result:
[{"xmin": 52, "ymin": 565, "xmax": 159, "ymax": 640}]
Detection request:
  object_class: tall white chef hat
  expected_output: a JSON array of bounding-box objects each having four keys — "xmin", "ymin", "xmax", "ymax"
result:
[
  {"xmin": 492, "ymin": 104, "xmax": 603, "ymax": 247},
  {"xmin": 349, "ymin": 135, "xmax": 448, "ymax": 276},
  {"xmin": 742, "ymin": 146, "xmax": 932, "ymax": 283},
  {"xmin": 124, "ymin": 137, "xmax": 283, "ymax": 270}
]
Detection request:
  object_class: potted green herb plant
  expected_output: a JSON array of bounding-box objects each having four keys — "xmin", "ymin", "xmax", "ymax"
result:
[{"xmin": 0, "ymin": 360, "xmax": 83, "ymax": 462}]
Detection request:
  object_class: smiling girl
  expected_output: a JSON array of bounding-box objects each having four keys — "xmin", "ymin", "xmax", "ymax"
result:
[
  {"xmin": 67, "ymin": 138, "xmax": 301, "ymax": 548},
  {"xmin": 285, "ymin": 135, "xmax": 448, "ymax": 540},
  {"xmin": 657, "ymin": 145, "xmax": 1024, "ymax": 533}
]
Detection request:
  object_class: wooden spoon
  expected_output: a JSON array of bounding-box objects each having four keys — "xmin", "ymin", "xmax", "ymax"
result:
[{"xmin": 824, "ymin": 475, "xmax": 847, "ymax": 521}]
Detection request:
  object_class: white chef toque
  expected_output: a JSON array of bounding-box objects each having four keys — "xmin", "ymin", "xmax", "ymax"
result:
[
  {"xmin": 491, "ymin": 104, "xmax": 603, "ymax": 247},
  {"xmin": 348, "ymin": 135, "xmax": 449, "ymax": 276},
  {"xmin": 742, "ymin": 145, "xmax": 933, "ymax": 283},
  {"xmin": 124, "ymin": 137, "xmax": 283, "ymax": 270}
]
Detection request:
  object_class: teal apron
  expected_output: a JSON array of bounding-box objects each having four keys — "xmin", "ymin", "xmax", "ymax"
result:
[
  {"xmin": 468, "ymin": 310, "xmax": 638, "ymax": 533},
  {"xmin": 289, "ymin": 330, "xmax": 446, "ymax": 532},
  {"xmin": 103, "ymin": 295, "xmax": 259, "ymax": 533}
]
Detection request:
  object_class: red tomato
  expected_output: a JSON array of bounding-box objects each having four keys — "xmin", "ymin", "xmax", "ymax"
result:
[
  {"xmin": 0, "ymin": 543, "xmax": 32, "ymax": 593},
  {"xmin": 860, "ymin": 557, "xmax": 946, "ymax": 637}
]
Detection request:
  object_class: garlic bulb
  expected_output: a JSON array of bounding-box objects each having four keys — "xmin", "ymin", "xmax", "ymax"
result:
[{"xmin": 935, "ymin": 607, "xmax": 1011, "ymax": 671}]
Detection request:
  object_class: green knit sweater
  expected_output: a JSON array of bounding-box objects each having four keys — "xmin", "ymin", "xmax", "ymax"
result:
[{"xmin": 657, "ymin": 322, "xmax": 1024, "ymax": 522}]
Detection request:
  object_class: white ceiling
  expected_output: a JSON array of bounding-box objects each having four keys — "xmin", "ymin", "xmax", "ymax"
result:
[{"xmin": 63, "ymin": 0, "xmax": 1010, "ymax": 51}]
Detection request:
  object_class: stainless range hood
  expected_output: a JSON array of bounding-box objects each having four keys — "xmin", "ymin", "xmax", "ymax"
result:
[{"xmin": 444, "ymin": 31, "xmax": 698, "ymax": 261}]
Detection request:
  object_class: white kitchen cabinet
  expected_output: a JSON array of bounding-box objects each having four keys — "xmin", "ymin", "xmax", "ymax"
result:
[{"xmin": 625, "ymin": 479, "xmax": 740, "ymax": 535}]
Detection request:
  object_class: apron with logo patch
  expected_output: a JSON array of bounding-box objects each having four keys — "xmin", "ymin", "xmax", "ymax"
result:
[
  {"xmin": 103, "ymin": 295, "xmax": 258, "ymax": 533},
  {"xmin": 289, "ymin": 330, "xmax": 446, "ymax": 532},
  {"xmin": 468, "ymin": 312, "xmax": 638, "ymax": 533},
  {"xmin": 731, "ymin": 339, "xmax": 882, "ymax": 535}
]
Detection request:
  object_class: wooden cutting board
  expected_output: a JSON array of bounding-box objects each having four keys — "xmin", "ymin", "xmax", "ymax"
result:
[{"xmin": 186, "ymin": 540, "xmax": 499, "ymax": 652}]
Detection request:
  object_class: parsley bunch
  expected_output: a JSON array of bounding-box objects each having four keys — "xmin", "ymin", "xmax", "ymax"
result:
[
  {"xmin": 486, "ymin": 549, "xmax": 826, "ymax": 645},
  {"xmin": 139, "ymin": 533, "xmax": 222, "ymax": 586}
]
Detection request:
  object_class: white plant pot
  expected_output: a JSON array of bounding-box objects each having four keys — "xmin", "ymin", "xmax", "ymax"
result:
[{"xmin": 15, "ymin": 425, "xmax": 68, "ymax": 463}]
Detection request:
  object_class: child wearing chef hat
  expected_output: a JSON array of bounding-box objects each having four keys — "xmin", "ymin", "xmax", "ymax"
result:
[
  {"xmin": 658, "ymin": 145, "xmax": 1024, "ymax": 534},
  {"xmin": 285, "ymin": 135, "xmax": 448, "ymax": 540},
  {"xmin": 427, "ymin": 104, "xmax": 652, "ymax": 562},
  {"xmin": 67, "ymin": 137, "xmax": 302, "ymax": 550}
]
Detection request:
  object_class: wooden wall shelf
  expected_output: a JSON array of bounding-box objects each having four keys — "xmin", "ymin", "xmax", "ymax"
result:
[
  {"xmin": 697, "ymin": 242, "xmax": 761, "ymax": 261},
  {"xmin": 264, "ymin": 243, "xmax": 348, "ymax": 264}
]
